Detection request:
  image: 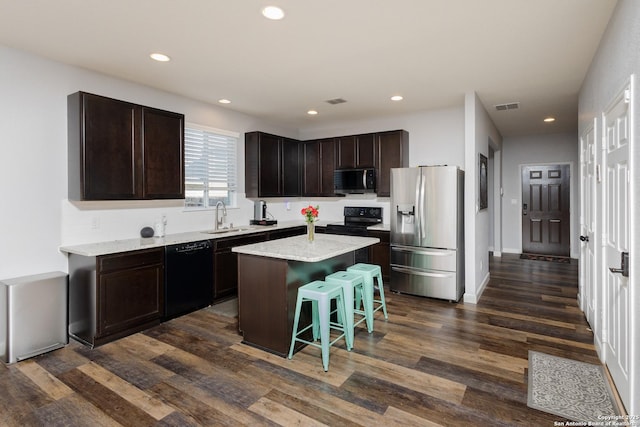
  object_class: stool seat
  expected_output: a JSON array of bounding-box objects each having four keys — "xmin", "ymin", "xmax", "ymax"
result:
[
  {"xmin": 325, "ymin": 271, "xmax": 370, "ymax": 343},
  {"xmin": 288, "ymin": 280, "xmax": 351, "ymax": 371},
  {"xmin": 347, "ymin": 263, "xmax": 388, "ymax": 332}
]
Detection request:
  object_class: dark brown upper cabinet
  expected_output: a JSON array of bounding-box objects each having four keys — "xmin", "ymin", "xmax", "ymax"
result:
[
  {"xmin": 245, "ymin": 131, "xmax": 301, "ymax": 198},
  {"xmin": 375, "ymin": 130, "xmax": 409, "ymax": 197},
  {"xmin": 68, "ymin": 91, "xmax": 184, "ymax": 201},
  {"xmin": 302, "ymin": 138, "xmax": 336, "ymax": 197},
  {"xmin": 336, "ymin": 133, "xmax": 375, "ymax": 169}
]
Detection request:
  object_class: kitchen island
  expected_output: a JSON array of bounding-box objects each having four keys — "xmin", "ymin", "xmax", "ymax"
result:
[{"xmin": 232, "ymin": 234, "xmax": 379, "ymax": 356}]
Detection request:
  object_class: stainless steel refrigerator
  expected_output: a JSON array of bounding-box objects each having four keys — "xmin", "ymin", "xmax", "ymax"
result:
[{"xmin": 390, "ymin": 166, "xmax": 464, "ymax": 301}]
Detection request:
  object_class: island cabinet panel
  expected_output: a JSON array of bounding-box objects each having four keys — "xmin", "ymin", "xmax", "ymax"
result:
[
  {"xmin": 212, "ymin": 233, "xmax": 268, "ymax": 301},
  {"xmin": 375, "ymin": 130, "xmax": 409, "ymax": 197},
  {"xmin": 68, "ymin": 91, "xmax": 184, "ymax": 200},
  {"xmin": 68, "ymin": 247, "xmax": 164, "ymax": 348},
  {"xmin": 245, "ymin": 131, "xmax": 301, "ymax": 198},
  {"xmin": 237, "ymin": 252, "xmax": 354, "ymax": 357}
]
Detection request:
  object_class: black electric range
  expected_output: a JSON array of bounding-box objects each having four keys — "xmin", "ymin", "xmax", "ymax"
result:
[{"xmin": 325, "ymin": 206, "xmax": 383, "ymax": 237}]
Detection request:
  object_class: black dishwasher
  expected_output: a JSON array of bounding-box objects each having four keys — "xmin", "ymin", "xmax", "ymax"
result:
[{"xmin": 164, "ymin": 240, "xmax": 213, "ymax": 321}]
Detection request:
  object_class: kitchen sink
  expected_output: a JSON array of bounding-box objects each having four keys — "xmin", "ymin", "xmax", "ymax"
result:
[{"xmin": 202, "ymin": 226, "xmax": 256, "ymax": 235}]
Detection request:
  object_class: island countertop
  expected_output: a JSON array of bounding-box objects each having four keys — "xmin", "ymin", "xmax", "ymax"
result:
[{"xmin": 231, "ymin": 234, "xmax": 379, "ymax": 262}]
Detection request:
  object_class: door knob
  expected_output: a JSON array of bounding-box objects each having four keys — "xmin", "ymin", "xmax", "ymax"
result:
[
  {"xmin": 580, "ymin": 235, "xmax": 589, "ymax": 242},
  {"xmin": 609, "ymin": 252, "xmax": 629, "ymax": 277}
]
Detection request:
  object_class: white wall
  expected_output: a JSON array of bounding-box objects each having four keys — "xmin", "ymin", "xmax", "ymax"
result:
[
  {"xmin": 578, "ymin": 0, "xmax": 639, "ymax": 414},
  {"xmin": 463, "ymin": 92, "xmax": 502, "ymax": 304},
  {"xmin": 0, "ymin": 45, "xmax": 297, "ymax": 280},
  {"xmin": 299, "ymin": 106, "xmax": 466, "ymax": 168},
  {"xmin": 0, "ymin": 45, "xmax": 466, "ymax": 281},
  {"xmin": 500, "ymin": 132, "xmax": 579, "ymax": 257}
]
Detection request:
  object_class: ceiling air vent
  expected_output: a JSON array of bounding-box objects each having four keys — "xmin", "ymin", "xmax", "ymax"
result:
[
  {"xmin": 325, "ymin": 98, "xmax": 347, "ymax": 105},
  {"xmin": 494, "ymin": 102, "xmax": 520, "ymax": 111}
]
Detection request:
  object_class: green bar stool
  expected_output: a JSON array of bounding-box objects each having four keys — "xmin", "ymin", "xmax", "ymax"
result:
[
  {"xmin": 288, "ymin": 280, "xmax": 351, "ymax": 371},
  {"xmin": 325, "ymin": 271, "xmax": 369, "ymax": 343},
  {"xmin": 347, "ymin": 263, "xmax": 389, "ymax": 332}
]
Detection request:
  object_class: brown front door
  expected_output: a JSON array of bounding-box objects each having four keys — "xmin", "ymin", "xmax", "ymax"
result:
[{"xmin": 521, "ymin": 164, "xmax": 570, "ymax": 256}]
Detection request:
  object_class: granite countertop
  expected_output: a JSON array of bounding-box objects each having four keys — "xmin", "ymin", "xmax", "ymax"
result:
[
  {"xmin": 58, "ymin": 220, "xmax": 389, "ymax": 257},
  {"xmin": 231, "ymin": 234, "xmax": 379, "ymax": 262},
  {"xmin": 59, "ymin": 221, "xmax": 306, "ymax": 257}
]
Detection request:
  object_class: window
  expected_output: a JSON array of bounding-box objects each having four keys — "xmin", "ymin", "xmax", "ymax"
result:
[{"xmin": 184, "ymin": 123, "xmax": 238, "ymax": 209}]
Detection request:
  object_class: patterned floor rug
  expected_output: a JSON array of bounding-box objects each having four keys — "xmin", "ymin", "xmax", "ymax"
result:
[
  {"xmin": 520, "ymin": 253, "xmax": 571, "ymax": 263},
  {"xmin": 528, "ymin": 351, "xmax": 621, "ymax": 422}
]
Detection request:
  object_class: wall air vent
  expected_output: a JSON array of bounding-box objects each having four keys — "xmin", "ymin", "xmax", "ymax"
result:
[
  {"xmin": 325, "ymin": 98, "xmax": 347, "ymax": 105},
  {"xmin": 494, "ymin": 102, "xmax": 520, "ymax": 111}
]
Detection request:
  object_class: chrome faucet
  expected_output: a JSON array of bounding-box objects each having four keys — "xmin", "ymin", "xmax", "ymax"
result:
[{"xmin": 214, "ymin": 201, "xmax": 227, "ymax": 230}]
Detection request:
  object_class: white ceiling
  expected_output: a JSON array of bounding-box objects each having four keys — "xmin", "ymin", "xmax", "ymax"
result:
[{"xmin": 0, "ymin": 0, "xmax": 617, "ymax": 137}]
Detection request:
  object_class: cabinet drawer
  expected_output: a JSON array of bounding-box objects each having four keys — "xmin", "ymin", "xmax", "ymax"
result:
[
  {"xmin": 268, "ymin": 226, "xmax": 306, "ymax": 240},
  {"xmin": 391, "ymin": 245, "xmax": 456, "ymax": 271},
  {"xmin": 98, "ymin": 248, "xmax": 164, "ymax": 273},
  {"xmin": 214, "ymin": 233, "xmax": 267, "ymax": 251}
]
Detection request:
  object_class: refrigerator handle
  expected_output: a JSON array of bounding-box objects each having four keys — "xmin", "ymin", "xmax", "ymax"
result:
[
  {"xmin": 418, "ymin": 170, "xmax": 426, "ymax": 241},
  {"xmin": 414, "ymin": 171, "xmax": 422, "ymax": 241}
]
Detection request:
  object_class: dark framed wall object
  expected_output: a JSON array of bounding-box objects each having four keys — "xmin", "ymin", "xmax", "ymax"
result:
[{"xmin": 479, "ymin": 153, "xmax": 488, "ymax": 210}]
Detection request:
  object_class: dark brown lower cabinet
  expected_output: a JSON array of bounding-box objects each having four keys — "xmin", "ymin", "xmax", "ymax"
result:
[
  {"xmin": 213, "ymin": 233, "xmax": 268, "ymax": 301},
  {"xmin": 212, "ymin": 227, "xmax": 306, "ymax": 301},
  {"xmin": 68, "ymin": 247, "xmax": 164, "ymax": 348},
  {"xmin": 368, "ymin": 230, "xmax": 390, "ymax": 281}
]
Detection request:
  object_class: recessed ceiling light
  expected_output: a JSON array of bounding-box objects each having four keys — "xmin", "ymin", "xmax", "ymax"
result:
[
  {"xmin": 391, "ymin": 95, "xmax": 403, "ymax": 101},
  {"xmin": 150, "ymin": 53, "xmax": 170, "ymax": 62},
  {"xmin": 262, "ymin": 6, "xmax": 285, "ymax": 20},
  {"xmin": 307, "ymin": 110, "xmax": 318, "ymax": 115},
  {"xmin": 544, "ymin": 117, "xmax": 556, "ymax": 123},
  {"xmin": 218, "ymin": 99, "xmax": 231, "ymax": 104}
]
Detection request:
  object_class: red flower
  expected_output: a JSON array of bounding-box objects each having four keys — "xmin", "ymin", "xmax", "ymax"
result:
[{"xmin": 301, "ymin": 205, "xmax": 319, "ymax": 223}]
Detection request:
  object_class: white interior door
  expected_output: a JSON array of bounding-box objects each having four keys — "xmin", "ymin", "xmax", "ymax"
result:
[
  {"xmin": 579, "ymin": 124, "xmax": 597, "ymax": 327},
  {"xmin": 603, "ymin": 78, "xmax": 632, "ymax": 411}
]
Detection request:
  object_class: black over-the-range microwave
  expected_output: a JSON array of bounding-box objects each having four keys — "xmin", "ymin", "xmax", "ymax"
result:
[{"xmin": 333, "ymin": 168, "xmax": 376, "ymax": 194}]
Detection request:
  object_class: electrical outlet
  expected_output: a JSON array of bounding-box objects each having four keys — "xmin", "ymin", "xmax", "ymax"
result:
[{"xmin": 91, "ymin": 217, "xmax": 100, "ymax": 229}]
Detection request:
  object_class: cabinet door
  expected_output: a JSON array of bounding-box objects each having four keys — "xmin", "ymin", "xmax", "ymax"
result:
[
  {"xmin": 214, "ymin": 250, "xmax": 238, "ymax": 300},
  {"xmin": 213, "ymin": 233, "xmax": 268, "ymax": 301},
  {"xmin": 80, "ymin": 93, "xmax": 140, "ymax": 200},
  {"xmin": 355, "ymin": 133, "xmax": 375, "ymax": 168},
  {"xmin": 368, "ymin": 230, "xmax": 390, "ymax": 281},
  {"xmin": 336, "ymin": 136, "xmax": 356, "ymax": 169},
  {"xmin": 281, "ymin": 138, "xmax": 300, "ymax": 196},
  {"xmin": 302, "ymin": 141, "xmax": 321, "ymax": 196},
  {"xmin": 376, "ymin": 130, "xmax": 409, "ymax": 197},
  {"xmin": 97, "ymin": 263, "xmax": 163, "ymax": 338},
  {"xmin": 320, "ymin": 138, "xmax": 336, "ymax": 196},
  {"xmin": 142, "ymin": 108, "xmax": 185, "ymax": 199},
  {"xmin": 258, "ymin": 133, "xmax": 281, "ymax": 196},
  {"xmin": 336, "ymin": 134, "xmax": 375, "ymax": 169}
]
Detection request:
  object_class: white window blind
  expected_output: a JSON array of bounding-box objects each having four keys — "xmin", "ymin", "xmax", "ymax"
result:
[{"xmin": 184, "ymin": 124, "xmax": 238, "ymax": 208}]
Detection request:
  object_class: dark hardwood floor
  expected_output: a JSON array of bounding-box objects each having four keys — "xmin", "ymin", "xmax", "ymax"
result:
[{"xmin": 1, "ymin": 254, "xmax": 609, "ymax": 426}]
